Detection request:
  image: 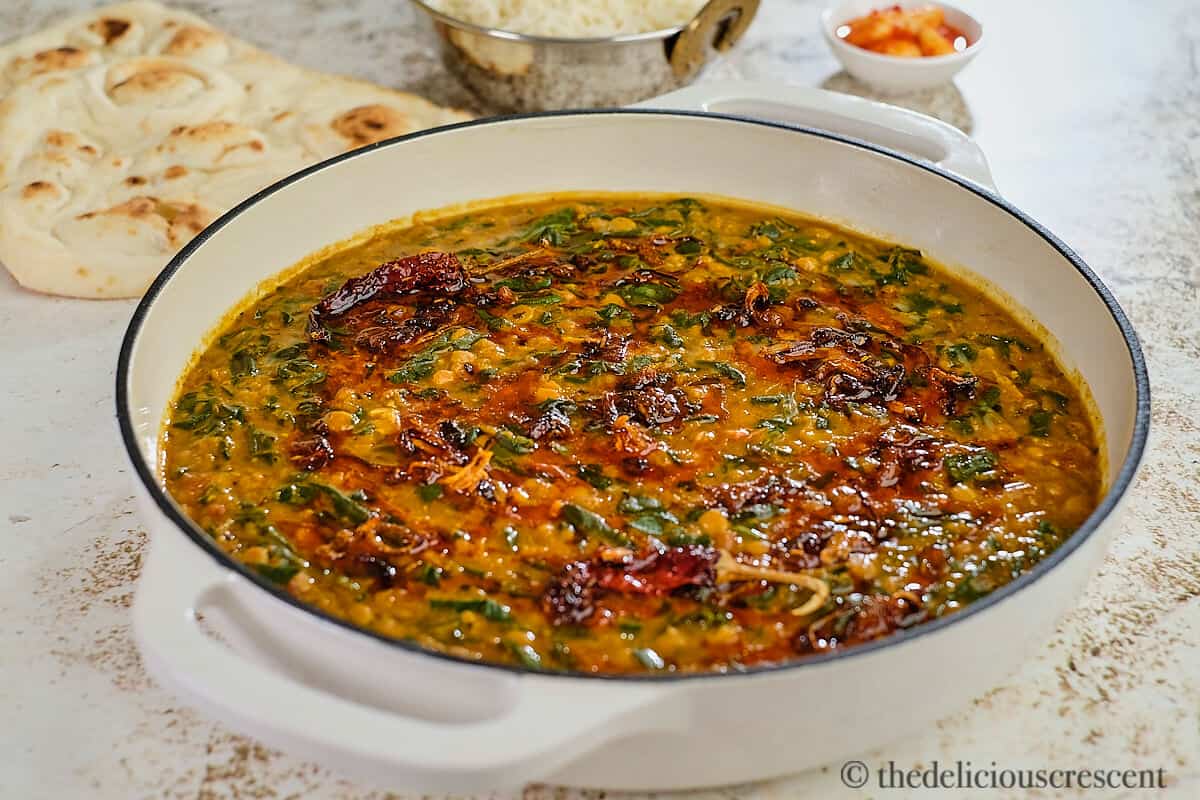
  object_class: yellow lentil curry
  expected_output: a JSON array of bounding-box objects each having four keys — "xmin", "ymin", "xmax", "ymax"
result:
[{"xmin": 163, "ymin": 194, "xmax": 1102, "ymax": 674}]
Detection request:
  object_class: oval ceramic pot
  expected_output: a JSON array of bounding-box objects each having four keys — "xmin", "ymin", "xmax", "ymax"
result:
[{"xmin": 117, "ymin": 83, "xmax": 1149, "ymax": 793}]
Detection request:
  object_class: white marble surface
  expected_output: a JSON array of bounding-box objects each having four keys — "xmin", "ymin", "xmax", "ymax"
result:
[{"xmin": 2, "ymin": 1, "xmax": 1198, "ymax": 798}]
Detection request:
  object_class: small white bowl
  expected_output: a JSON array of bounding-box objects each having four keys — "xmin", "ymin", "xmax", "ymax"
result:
[{"xmin": 821, "ymin": 1, "xmax": 984, "ymax": 93}]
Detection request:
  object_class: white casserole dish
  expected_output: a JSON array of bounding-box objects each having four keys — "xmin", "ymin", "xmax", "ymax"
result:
[{"xmin": 117, "ymin": 82, "xmax": 1149, "ymax": 793}]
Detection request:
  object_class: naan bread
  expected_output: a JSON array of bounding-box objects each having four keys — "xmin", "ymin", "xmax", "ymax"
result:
[{"xmin": 0, "ymin": 1, "xmax": 471, "ymax": 298}]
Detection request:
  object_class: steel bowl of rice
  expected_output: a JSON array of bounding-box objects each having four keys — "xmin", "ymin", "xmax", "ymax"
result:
[{"xmin": 410, "ymin": 0, "xmax": 760, "ymax": 111}]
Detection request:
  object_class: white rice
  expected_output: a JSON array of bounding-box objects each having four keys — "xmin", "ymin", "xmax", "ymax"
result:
[{"xmin": 424, "ymin": 0, "xmax": 709, "ymax": 37}]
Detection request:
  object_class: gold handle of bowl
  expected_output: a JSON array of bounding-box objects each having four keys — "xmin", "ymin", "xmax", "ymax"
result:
[{"xmin": 669, "ymin": 0, "xmax": 760, "ymax": 80}]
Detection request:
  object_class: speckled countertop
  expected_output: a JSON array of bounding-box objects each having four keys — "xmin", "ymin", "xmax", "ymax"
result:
[{"xmin": 2, "ymin": 1, "xmax": 1197, "ymax": 798}]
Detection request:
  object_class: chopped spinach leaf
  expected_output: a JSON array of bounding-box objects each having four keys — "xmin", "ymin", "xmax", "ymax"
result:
[
  {"xmin": 944, "ymin": 450, "xmax": 998, "ymax": 483},
  {"xmin": 946, "ymin": 342, "xmax": 977, "ymax": 365},
  {"xmin": 430, "ymin": 597, "xmax": 512, "ymax": 621},
  {"xmin": 700, "ymin": 360, "xmax": 747, "ymax": 387},
  {"xmin": 417, "ymin": 483, "xmax": 444, "ymax": 502},
  {"xmin": 654, "ymin": 324, "xmax": 684, "ymax": 348},
  {"xmin": 520, "ymin": 208, "xmax": 578, "ymax": 246},
  {"xmin": 247, "ymin": 428, "xmax": 277, "ymax": 463},
  {"xmin": 616, "ymin": 282, "xmax": 680, "ymax": 308},
  {"xmin": 252, "ymin": 563, "xmax": 301, "ymax": 584},
  {"xmin": 1028, "ymin": 410, "xmax": 1053, "ymax": 437},
  {"xmin": 561, "ymin": 503, "xmax": 628, "ymax": 545},
  {"xmin": 575, "ymin": 464, "xmax": 613, "ymax": 490}
]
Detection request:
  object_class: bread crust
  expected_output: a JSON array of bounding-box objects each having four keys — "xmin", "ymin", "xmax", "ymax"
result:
[{"xmin": 0, "ymin": 1, "xmax": 472, "ymax": 298}]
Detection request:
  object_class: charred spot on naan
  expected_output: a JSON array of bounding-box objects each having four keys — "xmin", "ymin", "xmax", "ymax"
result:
[
  {"xmin": 17, "ymin": 180, "xmax": 71, "ymax": 214},
  {"xmin": 330, "ymin": 104, "xmax": 411, "ymax": 148},
  {"xmin": 157, "ymin": 121, "xmax": 268, "ymax": 167},
  {"xmin": 87, "ymin": 17, "xmax": 134, "ymax": 46},
  {"xmin": 104, "ymin": 58, "xmax": 209, "ymax": 106},
  {"xmin": 4, "ymin": 46, "xmax": 96, "ymax": 82},
  {"xmin": 42, "ymin": 129, "xmax": 102, "ymax": 160},
  {"xmin": 62, "ymin": 196, "xmax": 214, "ymax": 251},
  {"xmin": 161, "ymin": 25, "xmax": 229, "ymax": 62},
  {"xmin": 22, "ymin": 180, "xmax": 55, "ymax": 198}
]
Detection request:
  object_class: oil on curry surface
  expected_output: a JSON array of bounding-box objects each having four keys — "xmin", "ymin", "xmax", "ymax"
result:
[{"xmin": 163, "ymin": 194, "xmax": 1101, "ymax": 674}]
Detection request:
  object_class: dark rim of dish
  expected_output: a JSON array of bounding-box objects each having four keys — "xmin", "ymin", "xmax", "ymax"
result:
[{"xmin": 116, "ymin": 109, "xmax": 1151, "ymax": 683}]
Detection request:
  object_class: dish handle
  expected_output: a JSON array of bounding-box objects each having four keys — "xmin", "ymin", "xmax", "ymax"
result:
[
  {"xmin": 669, "ymin": 0, "xmax": 761, "ymax": 80},
  {"xmin": 132, "ymin": 532, "xmax": 686, "ymax": 792},
  {"xmin": 638, "ymin": 80, "xmax": 996, "ymax": 191}
]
